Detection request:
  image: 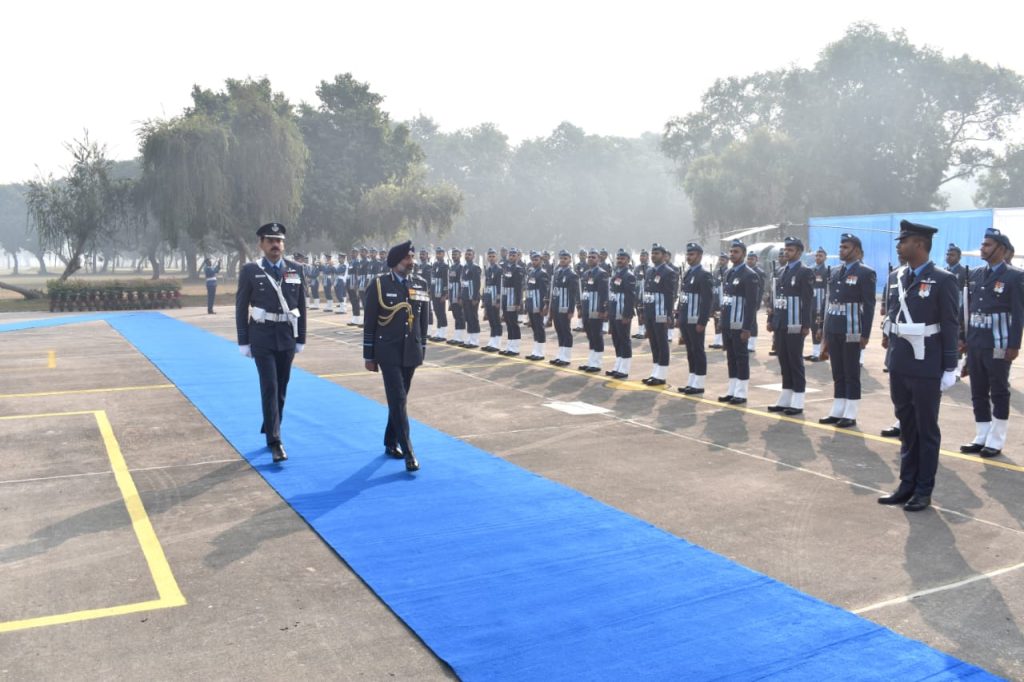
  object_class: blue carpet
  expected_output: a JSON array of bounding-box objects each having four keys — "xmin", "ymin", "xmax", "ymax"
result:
[
  {"xmin": 28, "ymin": 312, "xmax": 997, "ymax": 679},
  {"xmin": 0, "ymin": 312, "xmax": 124, "ymax": 333}
]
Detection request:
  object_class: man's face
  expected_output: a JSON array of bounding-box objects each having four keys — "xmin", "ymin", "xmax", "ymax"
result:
[
  {"xmin": 465, "ymin": 249, "xmax": 475, "ymax": 263},
  {"xmin": 488, "ymin": 253, "xmax": 497, "ymax": 264},
  {"xmin": 599, "ymin": 252, "xmax": 608, "ymax": 262},
  {"xmin": 435, "ymin": 251, "xmax": 445, "ymax": 262},
  {"xmin": 419, "ymin": 251, "xmax": 428, "ymax": 263},
  {"xmin": 946, "ymin": 251, "xmax": 960, "ymax": 266},
  {"xmin": 838, "ymin": 242, "xmax": 854, "ymax": 262},
  {"xmin": 640, "ymin": 253, "xmax": 649, "ymax": 265},
  {"xmin": 729, "ymin": 247, "xmax": 745, "ymax": 265},
  {"xmin": 578, "ymin": 251, "xmax": 587, "ymax": 261},
  {"xmin": 650, "ymin": 250, "xmax": 664, "ymax": 265},
  {"xmin": 746, "ymin": 254, "xmax": 757, "ymax": 268},
  {"xmin": 531, "ymin": 256, "xmax": 541, "ymax": 268},
  {"xmin": 360, "ymin": 250, "xmax": 368, "ymax": 259},
  {"xmin": 260, "ymin": 236, "xmax": 284, "ymax": 260},
  {"xmin": 509, "ymin": 252, "xmax": 519, "ymax": 264},
  {"xmin": 686, "ymin": 251, "xmax": 701, "ymax": 267},
  {"xmin": 616, "ymin": 254, "xmax": 629, "ymax": 268},
  {"xmin": 587, "ymin": 253, "xmax": 597, "ymax": 267},
  {"xmin": 394, "ymin": 253, "xmax": 414, "ymax": 275},
  {"xmin": 979, "ymin": 237, "xmax": 1004, "ymax": 264},
  {"xmin": 783, "ymin": 245, "xmax": 801, "ymax": 263},
  {"xmin": 559, "ymin": 255, "xmax": 571, "ymax": 268},
  {"xmin": 815, "ymin": 252, "xmax": 825, "ymax": 265},
  {"xmin": 500, "ymin": 249, "xmax": 508, "ymax": 259},
  {"xmin": 451, "ymin": 251, "xmax": 461, "ymax": 262}
]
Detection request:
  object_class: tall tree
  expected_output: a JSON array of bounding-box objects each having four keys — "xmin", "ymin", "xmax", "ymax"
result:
[
  {"xmin": 298, "ymin": 74, "xmax": 424, "ymax": 244},
  {"xmin": 25, "ymin": 134, "xmax": 125, "ymax": 281},
  {"xmin": 663, "ymin": 23, "xmax": 1024, "ymax": 233},
  {"xmin": 975, "ymin": 144, "xmax": 1024, "ymax": 207}
]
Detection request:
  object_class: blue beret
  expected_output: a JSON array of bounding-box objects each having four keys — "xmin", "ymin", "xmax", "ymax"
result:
[
  {"xmin": 651, "ymin": 243, "xmax": 667, "ymax": 253},
  {"xmin": 686, "ymin": 242, "xmax": 703, "ymax": 253},
  {"xmin": 985, "ymin": 228, "xmax": 1011, "ymax": 249},
  {"xmin": 784, "ymin": 236, "xmax": 804, "ymax": 250},
  {"xmin": 730, "ymin": 239, "xmax": 746, "ymax": 249},
  {"xmin": 558, "ymin": 249, "xmax": 571, "ymax": 257},
  {"xmin": 616, "ymin": 248, "xmax": 630, "ymax": 258},
  {"xmin": 840, "ymin": 233, "xmax": 862, "ymax": 248},
  {"xmin": 947, "ymin": 243, "xmax": 961, "ymax": 253}
]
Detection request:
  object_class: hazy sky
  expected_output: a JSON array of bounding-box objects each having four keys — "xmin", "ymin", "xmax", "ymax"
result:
[{"xmin": 3, "ymin": 0, "xmax": 1023, "ymax": 184}]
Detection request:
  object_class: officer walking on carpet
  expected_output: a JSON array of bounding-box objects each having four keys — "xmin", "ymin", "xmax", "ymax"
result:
[
  {"xmin": 235, "ymin": 222, "xmax": 307, "ymax": 464},
  {"xmin": 363, "ymin": 241, "xmax": 429, "ymax": 472},
  {"xmin": 878, "ymin": 220, "xmax": 959, "ymax": 512}
]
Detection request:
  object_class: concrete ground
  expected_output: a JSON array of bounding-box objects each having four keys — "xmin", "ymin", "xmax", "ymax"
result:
[{"xmin": 1, "ymin": 305, "xmax": 1022, "ymax": 680}]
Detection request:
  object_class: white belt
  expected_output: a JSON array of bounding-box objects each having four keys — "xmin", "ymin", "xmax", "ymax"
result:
[
  {"xmin": 883, "ymin": 320, "xmax": 940, "ymax": 336},
  {"xmin": 774, "ymin": 298, "xmax": 787, "ymax": 309},
  {"xmin": 643, "ymin": 293, "xmax": 654, "ymax": 303},
  {"xmin": 827, "ymin": 303, "xmax": 845, "ymax": 314},
  {"xmin": 720, "ymin": 295, "xmax": 735, "ymax": 306},
  {"xmin": 970, "ymin": 313, "xmax": 992, "ymax": 328},
  {"xmin": 256, "ymin": 312, "xmax": 292, "ymax": 323},
  {"xmin": 206, "ymin": 278, "xmax": 217, "ymax": 283}
]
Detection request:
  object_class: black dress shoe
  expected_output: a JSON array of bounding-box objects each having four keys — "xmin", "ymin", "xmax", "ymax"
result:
[
  {"xmin": 818, "ymin": 416, "xmax": 840, "ymax": 425},
  {"xmin": 385, "ymin": 446, "xmax": 404, "ymax": 459},
  {"xmin": 959, "ymin": 442, "xmax": 984, "ymax": 453},
  {"xmin": 834, "ymin": 418, "xmax": 857, "ymax": 429},
  {"xmin": 504, "ymin": 351, "xmax": 519, "ymax": 357},
  {"xmin": 768, "ymin": 350, "xmax": 777, "ymax": 356},
  {"xmin": 647, "ymin": 378, "xmax": 666, "ymax": 386},
  {"xmin": 783, "ymin": 408, "xmax": 803, "ymax": 416},
  {"xmin": 525, "ymin": 355, "xmax": 542, "ymax": 361},
  {"xmin": 718, "ymin": 394, "xmax": 734, "ymax": 402},
  {"xmin": 632, "ymin": 333, "xmax": 645, "ymax": 339},
  {"xmin": 881, "ymin": 427, "xmax": 901, "ymax": 438},
  {"xmin": 481, "ymin": 346, "xmax": 498, "ymax": 352},
  {"xmin": 980, "ymin": 447, "xmax": 1002, "ymax": 458},
  {"xmin": 552, "ymin": 359, "xmax": 569, "ymax": 367},
  {"xmin": 404, "ymin": 452, "xmax": 420, "ymax": 472},
  {"xmin": 604, "ymin": 369, "xmax": 616, "ymax": 376},
  {"xmin": 462, "ymin": 343, "xmax": 479, "ymax": 349},
  {"xmin": 578, "ymin": 364, "xmax": 593, "ymax": 371},
  {"xmin": 548, "ymin": 358, "xmax": 560, "ymax": 365},
  {"xmin": 878, "ymin": 488, "xmax": 914, "ymax": 505},
  {"xmin": 904, "ymin": 494, "xmax": 931, "ymax": 512},
  {"xmin": 728, "ymin": 397, "xmax": 747, "ymax": 405},
  {"xmin": 766, "ymin": 405, "xmax": 786, "ymax": 413},
  {"xmin": 681, "ymin": 387, "xmax": 704, "ymax": 395},
  {"xmin": 610, "ymin": 372, "xmax": 628, "ymax": 379},
  {"xmin": 271, "ymin": 444, "xmax": 288, "ymax": 462},
  {"xmin": 446, "ymin": 339, "xmax": 460, "ymax": 345},
  {"xmin": 642, "ymin": 377, "xmax": 655, "ymax": 385},
  {"xmin": 708, "ymin": 344, "xmax": 722, "ymax": 349},
  {"xmin": 584, "ymin": 366, "xmax": 601, "ymax": 373}
]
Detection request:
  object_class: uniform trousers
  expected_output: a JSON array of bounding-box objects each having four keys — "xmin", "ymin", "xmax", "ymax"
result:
[
  {"xmin": 610, "ymin": 317, "xmax": 632, "ymax": 358},
  {"xmin": 485, "ymin": 301, "xmax": 503, "ymax": 337},
  {"xmin": 647, "ymin": 322, "xmax": 670, "ymax": 366},
  {"xmin": 348, "ymin": 287, "xmax": 361, "ymax": 316},
  {"xmin": 450, "ymin": 298, "xmax": 466, "ymax": 330},
  {"xmin": 334, "ymin": 281, "xmax": 345, "ymax": 306},
  {"xmin": 826, "ymin": 333, "xmax": 861, "ymax": 399},
  {"xmin": 584, "ymin": 316, "xmax": 604, "ymax": 351},
  {"xmin": 310, "ymin": 278, "xmax": 320, "ymax": 299},
  {"xmin": 681, "ymin": 323, "xmax": 706, "ymax": 375},
  {"xmin": 889, "ymin": 370, "xmax": 942, "ymax": 496},
  {"xmin": 323, "ymin": 280, "xmax": 333, "ymax": 301},
  {"xmin": 553, "ymin": 312, "xmax": 574, "ymax": 347},
  {"xmin": 967, "ymin": 347, "xmax": 1011, "ymax": 421},
  {"xmin": 528, "ymin": 312, "xmax": 545, "ymax": 343},
  {"xmin": 431, "ymin": 297, "xmax": 446, "ymax": 328},
  {"xmin": 504, "ymin": 309, "xmax": 521, "ymax": 340},
  {"xmin": 253, "ymin": 344, "xmax": 294, "ymax": 446},
  {"xmin": 774, "ymin": 329, "xmax": 806, "ymax": 392},
  {"xmin": 206, "ymin": 283, "xmax": 216, "ymax": 312},
  {"xmin": 722, "ymin": 329, "xmax": 750, "ymax": 379},
  {"xmin": 462, "ymin": 299, "xmax": 481, "ymax": 334},
  {"xmin": 381, "ymin": 363, "xmax": 416, "ymax": 455}
]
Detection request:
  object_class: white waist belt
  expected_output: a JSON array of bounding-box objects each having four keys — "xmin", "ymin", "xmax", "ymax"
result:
[{"xmin": 885, "ymin": 321, "xmax": 940, "ymax": 336}]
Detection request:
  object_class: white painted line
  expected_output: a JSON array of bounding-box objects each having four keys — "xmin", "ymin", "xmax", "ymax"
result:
[
  {"xmin": 853, "ymin": 562, "xmax": 1024, "ymax": 614},
  {"xmin": 544, "ymin": 401, "xmax": 611, "ymax": 416}
]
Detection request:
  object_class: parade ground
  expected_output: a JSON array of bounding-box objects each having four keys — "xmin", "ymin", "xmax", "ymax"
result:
[{"xmin": 2, "ymin": 307, "xmax": 1023, "ymax": 680}]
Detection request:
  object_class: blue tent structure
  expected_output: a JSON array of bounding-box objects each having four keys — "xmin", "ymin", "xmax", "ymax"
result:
[{"xmin": 808, "ymin": 209, "xmax": 1002, "ymax": 293}]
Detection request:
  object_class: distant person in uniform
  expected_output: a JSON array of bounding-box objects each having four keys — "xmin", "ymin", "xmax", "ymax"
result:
[
  {"xmin": 718, "ymin": 240, "xmax": 759, "ymax": 404},
  {"xmin": 607, "ymin": 248, "xmax": 636, "ymax": 378},
  {"xmin": 235, "ymin": 222, "xmax": 307, "ymax": 464},
  {"xmin": 745, "ymin": 252, "xmax": 767, "ymax": 353},
  {"xmin": 676, "ymin": 242, "xmax": 713, "ymax": 394},
  {"xmin": 959, "ymin": 228, "xmax": 1023, "ymax": 457},
  {"xmin": 363, "ymin": 240, "xmax": 429, "ymax": 472},
  {"xmin": 806, "ymin": 247, "xmax": 829, "ymax": 362},
  {"xmin": 550, "ymin": 250, "xmax": 580, "ymax": 366},
  {"xmin": 766, "ymin": 237, "xmax": 814, "ymax": 415},
  {"xmin": 204, "ymin": 257, "xmax": 221, "ymax": 314},
  {"xmin": 878, "ymin": 220, "xmax": 959, "ymax": 512}
]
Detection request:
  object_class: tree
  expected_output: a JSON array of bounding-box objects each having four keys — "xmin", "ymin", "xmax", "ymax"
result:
[
  {"xmin": 298, "ymin": 74, "xmax": 425, "ymax": 244},
  {"xmin": 662, "ymin": 23, "xmax": 1024, "ymax": 232},
  {"xmin": 0, "ymin": 184, "xmax": 33, "ymax": 274},
  {"xmin": 25, "ymin": 134, "xmax": 125, "ymax": 281},
  {"xmin": 975, "ymin": 144, "xmax": 1024, "ymax": 207},
  {"xmin": 139, "ymin": 78, "xmax": 307, "ymax": 272},
  {"xmin": 356, "ymin": 171, "xmax": 462, "ymax": 238}
]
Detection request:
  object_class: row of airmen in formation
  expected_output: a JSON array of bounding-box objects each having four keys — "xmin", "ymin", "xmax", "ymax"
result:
[{"xmin": 287, "ymin": 223, "xmax": 1020, "ymax": 510}]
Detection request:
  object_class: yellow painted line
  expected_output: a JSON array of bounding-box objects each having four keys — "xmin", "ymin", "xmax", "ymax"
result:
[
  {"xmin": 0, "ymin": 410, "xmax": 185, "ymax": 634},
  {"xmin": 47, "ymin": 350, "xmax": 56, "ymax": 368},
  {"xmin": 0, "ymin": 384, "xmax": 174, "ymax": 399},
  {"xmin": 432, "ymin": 341, "xmax": 1024, "ymax": 474},
  {"xmin": 95, "ymin": 410, "xmax": 185, "ymax": 606},
  {"xmin": 0, "ymin": 599, "xmax": 173, "ymax": 634},
  {"xmin": 0, "ymin": 409, "xmax": 98, "ymax": 420}
]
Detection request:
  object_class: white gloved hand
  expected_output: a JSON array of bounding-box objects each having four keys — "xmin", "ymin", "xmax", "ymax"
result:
[
  {"xmin": 295, "ymin": 343, "xmax": 304, "ymax": 354},
  {"xmin": 940, "ymin": 370, "xmax": 956, "ymax": 392},
  {"xmin": 239, "ymin": 345, "xmax": 252, "ymax": 358}
]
